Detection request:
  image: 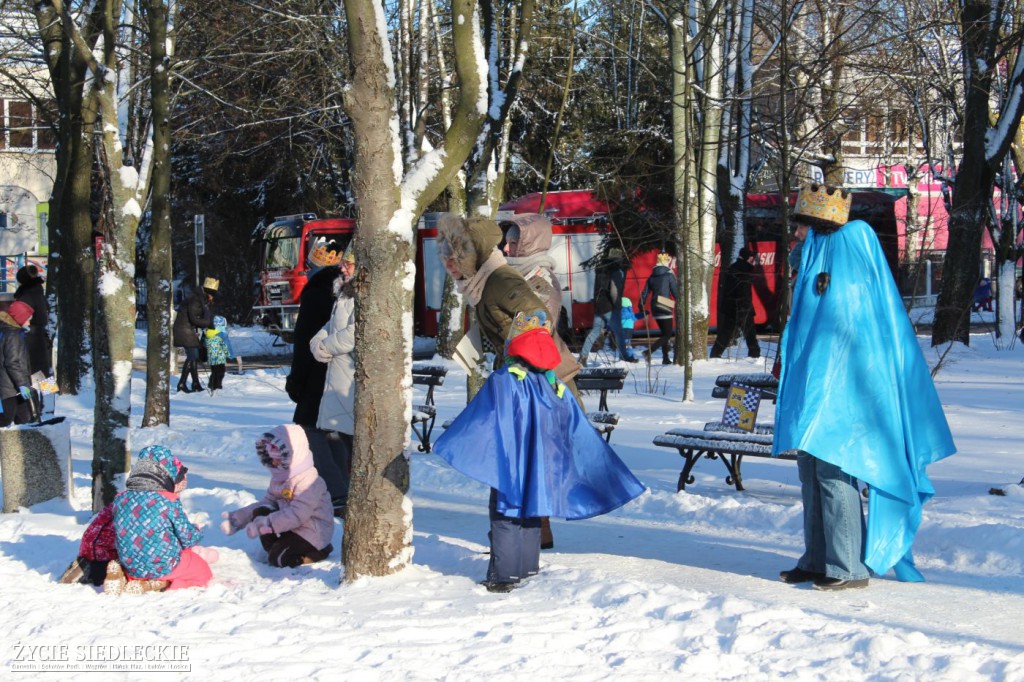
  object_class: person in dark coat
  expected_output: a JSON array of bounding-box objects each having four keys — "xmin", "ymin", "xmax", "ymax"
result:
[
  {"xmin": 172, "ymin": 277, "xmax": 217, "ymax": 393},
  {"xmin": 710, "ymin": 247, "xmax": 761, "ymax": 359},
  {"xmin": 13, "ymin": 265, "xmax": 51, "ymax": 376},
  {"xmin": 639, "ymin": 253, "xmax": 678, "ymax": 364},
  {"xmin": 286, "ymin": 240, "xmax": 350, "ymax": 514},
  {"xmin": 0, "ymin": 300, "xmax": 34, "ymax": 426},
  {"xmin": 578, "ymin": 256, "xmax": 639, "ymax": 365}
]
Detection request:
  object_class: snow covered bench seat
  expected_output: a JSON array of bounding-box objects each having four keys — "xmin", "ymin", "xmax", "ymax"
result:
[
  {"xmin": 709, "ymin": 373, "xmax": 779, "ymax": 400},
  {"xmin": 586, "ymin": 411, "xmax": 620, "ymax": 443},
  {"xmin": 652, "ymin": 422, "xmax": 793, "ymax": 492}
]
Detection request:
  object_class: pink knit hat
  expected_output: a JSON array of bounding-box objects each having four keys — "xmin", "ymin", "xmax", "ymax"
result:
[{"xmin": 6, "ymin": 300, "xmax": 33, "ymax": 326}]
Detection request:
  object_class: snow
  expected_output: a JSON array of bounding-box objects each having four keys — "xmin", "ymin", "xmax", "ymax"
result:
[{"xmin": 1, "ymin": 326, "xmax": 1023, "ymax": 679}]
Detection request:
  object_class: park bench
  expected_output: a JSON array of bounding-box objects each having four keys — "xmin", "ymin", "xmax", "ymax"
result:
[
  {"xmin": 653, "ymin": 373, "xmax": 792, "ymax": 491},
  {"xmin": 576, "ymin": 367, "xmax": 628, "ymax": 443},
  {"xmin": 411, "ymin": 364, "xmax": 448, "ymax": 453}
]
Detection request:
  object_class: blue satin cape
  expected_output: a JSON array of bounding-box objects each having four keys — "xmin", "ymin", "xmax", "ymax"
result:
[
  {"xmin": 773, "ymin": 220, "xmax": 956, "ymax": 581},
  {"xmin": 434, "ymin": 368, "xmax": 646, "ymax": 520}
]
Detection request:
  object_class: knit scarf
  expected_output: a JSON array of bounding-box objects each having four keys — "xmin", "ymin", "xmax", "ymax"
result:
[
  {"xmin": 506, "ymin": 253, "xmax": 556, "ymax": 282},
  {"xmin": 456, "ymin": 249, "xmax": 506, "ymax": 306}
]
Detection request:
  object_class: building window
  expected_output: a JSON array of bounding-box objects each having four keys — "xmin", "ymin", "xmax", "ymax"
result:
[{"xmin": 0, "ymin": 98, "xmax": 57, "ymax": 151}]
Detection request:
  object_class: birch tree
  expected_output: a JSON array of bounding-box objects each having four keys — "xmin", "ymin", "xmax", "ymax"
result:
[{"xmin": 339, "ymin": 0, "xmax": 487, "ymax": 579}]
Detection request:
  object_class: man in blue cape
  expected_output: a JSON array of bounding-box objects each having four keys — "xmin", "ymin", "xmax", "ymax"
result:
[{"xmin": 774, "ymin": 185, "xmax": 956, "ymax": 590}]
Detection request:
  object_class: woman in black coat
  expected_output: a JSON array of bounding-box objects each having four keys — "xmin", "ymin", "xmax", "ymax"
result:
[
  {"xmin": 172, "ymin": 279, "xmax": 216, "ymax": 392},
  {"xmin": 13, "ymin": 265, "xmax": 51, "ymax": 376}
]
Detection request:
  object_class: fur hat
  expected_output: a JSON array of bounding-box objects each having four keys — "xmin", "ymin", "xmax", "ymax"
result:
[
  {"xmin": 505, "ymin": 309, "xmax": 561, "ymax": 371},
  {"xmin": 437, "ymin": 213, "xmax": 502, "ymax": 279},
  {"xmin": 6, "ymin": 300, "xmax": 34, "ymax": 326},
  {"xmin": 793, "ymin": 185, "xmax": 851, "ymax": 233}
]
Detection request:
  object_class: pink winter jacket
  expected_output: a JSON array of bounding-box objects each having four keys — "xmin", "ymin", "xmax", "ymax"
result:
[{"xmin": 230, "ymin": 424, "xmax": 334, "ymax": 551}]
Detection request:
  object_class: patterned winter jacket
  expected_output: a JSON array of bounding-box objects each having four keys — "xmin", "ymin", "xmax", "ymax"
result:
[
  {"xmin": 204, "ymin": 328, "xmax": 233, "ymax": 365},
  {"xmin": 113, "ymin": 446, "xmax": 202, "ymax": 579}
]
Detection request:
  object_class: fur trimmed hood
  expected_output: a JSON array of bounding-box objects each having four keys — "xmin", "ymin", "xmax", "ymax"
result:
[{"xmin": 437, "ymin": 213, "xmax": 503, "ymax": 279}]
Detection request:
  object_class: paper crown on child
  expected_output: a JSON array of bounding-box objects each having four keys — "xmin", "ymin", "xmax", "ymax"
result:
[
  {"xmin": 342, "ymin": 245, "xmax": 356, "ymax": 265},
  {"xmin": 656, "ymin": 252, "xmax": 672, "ymax": 267},
  {"xmin": 506, "ymin": 309, "xmax": 561, "ymax": 371},
  {"xmin": 309, "ymin": 241, "xmax": 343, "ymax": 269},
  {"xmin": 203, "ymin": 277, "xmax": 220, "ymax": 293},
  {"xmin": 793, "ymin": 184, "xmax": 852, "ymax": 232}
]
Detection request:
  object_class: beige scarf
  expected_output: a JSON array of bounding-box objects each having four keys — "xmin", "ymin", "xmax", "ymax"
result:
[{"xmin": 456, "ymin": 249, "xmax": 506, "ymax": 306}]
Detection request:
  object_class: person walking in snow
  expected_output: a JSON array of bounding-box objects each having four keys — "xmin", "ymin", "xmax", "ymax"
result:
[
  {"xmin": 710, "ymin": 246, "xmax": 761, "ymax": 359},
  {"xmin": 203, "ymin": 316, "xmax": 234, "ymax": 393},
  {"xmin": 173, "ymin": 277, "xmax": 217, "ymax": 393},
  {"xmin": 221, "ymin": 425, "xmax": 335, "ymax": 567},
  {"xmin": 639, "ymin": 253, "xmax": 677, "ymax": 364},
  {"xmin": 578, "ymin": 254, "xmax": 640, "ymax": 365},
  {"xmin": 13, "ymin": 264, "xmax": 51, "ymax": 377},
  {"xmin": 105, "ymin": 446, "xmax": 218, "ymax": 594},
  {"xmin": 434, "ymin": 310, "xmax": 645, "ymax": 593},
  {"xmin": 775, "ymin": 185, "xmax": 956, "ymax": 591}
]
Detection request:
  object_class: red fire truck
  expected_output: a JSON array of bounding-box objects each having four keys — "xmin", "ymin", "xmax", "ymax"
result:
[
  {"xmin": 252, "ymin": 213, "xmax": 355, "ymax": 340},
  {"xmin": 261, "ymin": 189, "xmax": 897, "ymax": 340}
]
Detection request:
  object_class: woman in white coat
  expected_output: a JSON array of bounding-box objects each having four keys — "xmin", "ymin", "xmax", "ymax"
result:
[{"xmin": 310, "ymin": 248, "xmax": 356, "ymax": 517}]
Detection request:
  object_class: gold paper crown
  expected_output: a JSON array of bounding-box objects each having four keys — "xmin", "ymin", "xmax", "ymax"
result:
[
  {"xmin": 202, "ymin": 277, "xmax": 220, "ymax": 292},
  {"xmin": 794, "ymin": 185, "xmax": 852, "ymax": 228},
  {"xmin": 506, "ymin": 309, "xmax": 551, "ymax": 343},
  {"xmin": 342, "ymin": 245, "xmax": 355, "ymax": 265},
  {"xmin": 308, "ymin": 244, "xmax": 343, "ymax": 268}
]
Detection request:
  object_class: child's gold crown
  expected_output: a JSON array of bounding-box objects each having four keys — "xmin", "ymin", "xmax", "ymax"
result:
[
  {"xmin": 507, "ymin": 309, "xmax": 551, "ymax": 343},
  {"xmin": 794, "ymin": 184, "xmax": 852, "ymax": 228}
]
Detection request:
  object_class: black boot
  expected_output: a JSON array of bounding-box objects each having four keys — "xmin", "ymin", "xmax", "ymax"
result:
[
  {"xmin": 177, "ymin": 362, "xmax": 192, "ymax": 393},
  {"xmin": 189, "ymin": 359, "xmax": 203, "ymax": 393}
]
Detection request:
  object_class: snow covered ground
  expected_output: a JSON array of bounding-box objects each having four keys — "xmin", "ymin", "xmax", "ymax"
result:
[{"xmin": 1, "ymin": 323, "xmax": 1022, "ymax": 680}]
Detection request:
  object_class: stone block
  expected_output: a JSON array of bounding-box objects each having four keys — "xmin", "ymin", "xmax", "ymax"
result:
[{"xmin": 0, "ymin": 419, "xmax": 71, "ymax": 513}]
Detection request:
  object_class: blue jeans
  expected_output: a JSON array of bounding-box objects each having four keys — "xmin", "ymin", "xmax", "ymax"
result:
[
  {"xmin": 580, "ymin": 311, "xmax": 634, "ymax": 361},
  {"xmin": 796, "ymin": 453, "xmax": 870, "ymax": 581}
]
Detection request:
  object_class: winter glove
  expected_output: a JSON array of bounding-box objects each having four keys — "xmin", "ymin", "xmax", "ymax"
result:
[
  {"xmin": 310, "ymin": 340, "xmax": 332, "ymax": 364},
  {"xmin": 18, "ymin": 386, "xmax": 31, "ymax": 401},
  {"xmin": 220, "ymin": 510, "xmax": 246, "ymax": 536},
  {"xmin": 245, "ymin": 515, "xmax": 275, "ymax": 538}
]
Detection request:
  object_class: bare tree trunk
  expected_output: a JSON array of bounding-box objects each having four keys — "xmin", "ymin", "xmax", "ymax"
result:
[
  {"xmin": 340, "ymin": 0, "xmax": 486, "ymax": 579},
  {"xmin": 143, "ymin": 0, "xmax": 174, "ymax": 427},
  {"xmin": 670, "ymin": 9, "xmax": 694, "ymax": 399}
]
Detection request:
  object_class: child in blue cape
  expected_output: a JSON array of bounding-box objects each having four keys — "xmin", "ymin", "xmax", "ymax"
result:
[
  {"xmin": 204, "ymin": 315, "xmax": 234, "ymax": 393},
  {"xmin": 435, "ymin": 310, "xmax": 645, "ymax": 593}
]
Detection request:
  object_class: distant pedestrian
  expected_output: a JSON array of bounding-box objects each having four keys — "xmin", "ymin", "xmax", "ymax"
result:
[
  {"xmin": 13, "ymin": 264, "xmax": 50, "ymax": 376},
  {"xmin": 639, "ymin": 253, "xmax": 677, "ymax": 364},
  {"xmin": 710, "ymin": 247, "xmax": 761, "ymax": 359},
  {"xmin": 173, "ymin": 277, "xmax": 217, "ymax": 393},
  {"xmin": 620, "ymin": 297, "xmax": 637, "ymax": 355},
  {"xmin": 578, "ymin": 254, "xmax": 639, "ymax": 365},
  {"xmin": 972, "ymin": 277, "xmax": 993, "ymax": 312}
]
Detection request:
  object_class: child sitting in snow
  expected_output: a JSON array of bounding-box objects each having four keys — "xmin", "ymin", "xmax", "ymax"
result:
[
  {"xmin": 203, "ymin": 315, "xmax": 234, "ymax": 393},
  {"xmin": 434, "ymin": 309, "xmax": 646, "ymax": 593},
  {"xmin": 105, "ymin": 446, "xmax": 219, "ymax": 595},
  {"xmin": 221, "ymin": 424, "xmax": 335, "ymax": 567}
]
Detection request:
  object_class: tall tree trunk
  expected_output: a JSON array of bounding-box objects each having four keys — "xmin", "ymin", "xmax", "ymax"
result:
[
  {"xmin": 671, "ymin": 9, "xmax": 694, "ymax": 398},
  {"xmin": 33, "ymin": 2, "xmax": 103, "ymax": 395},
  {"xmin": 143, "ymin": 0, "xmax": 174, "ymax": 427},
  {"xmin": 340, "ymin": 0, "xmax": 486, "ymax": 579}
]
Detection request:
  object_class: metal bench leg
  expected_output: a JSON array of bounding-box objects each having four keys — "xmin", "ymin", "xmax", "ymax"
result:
[
  {"xmin": 676, "ymin": 448, "xmax": 702, "ymax": 492},
  {"xmin": 720, "ymin": 453, "xmax": 745, "ymax": 491},
  {"xmin": 418, "ymin": 415, "xmax": 437, "ymax": 453}
]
